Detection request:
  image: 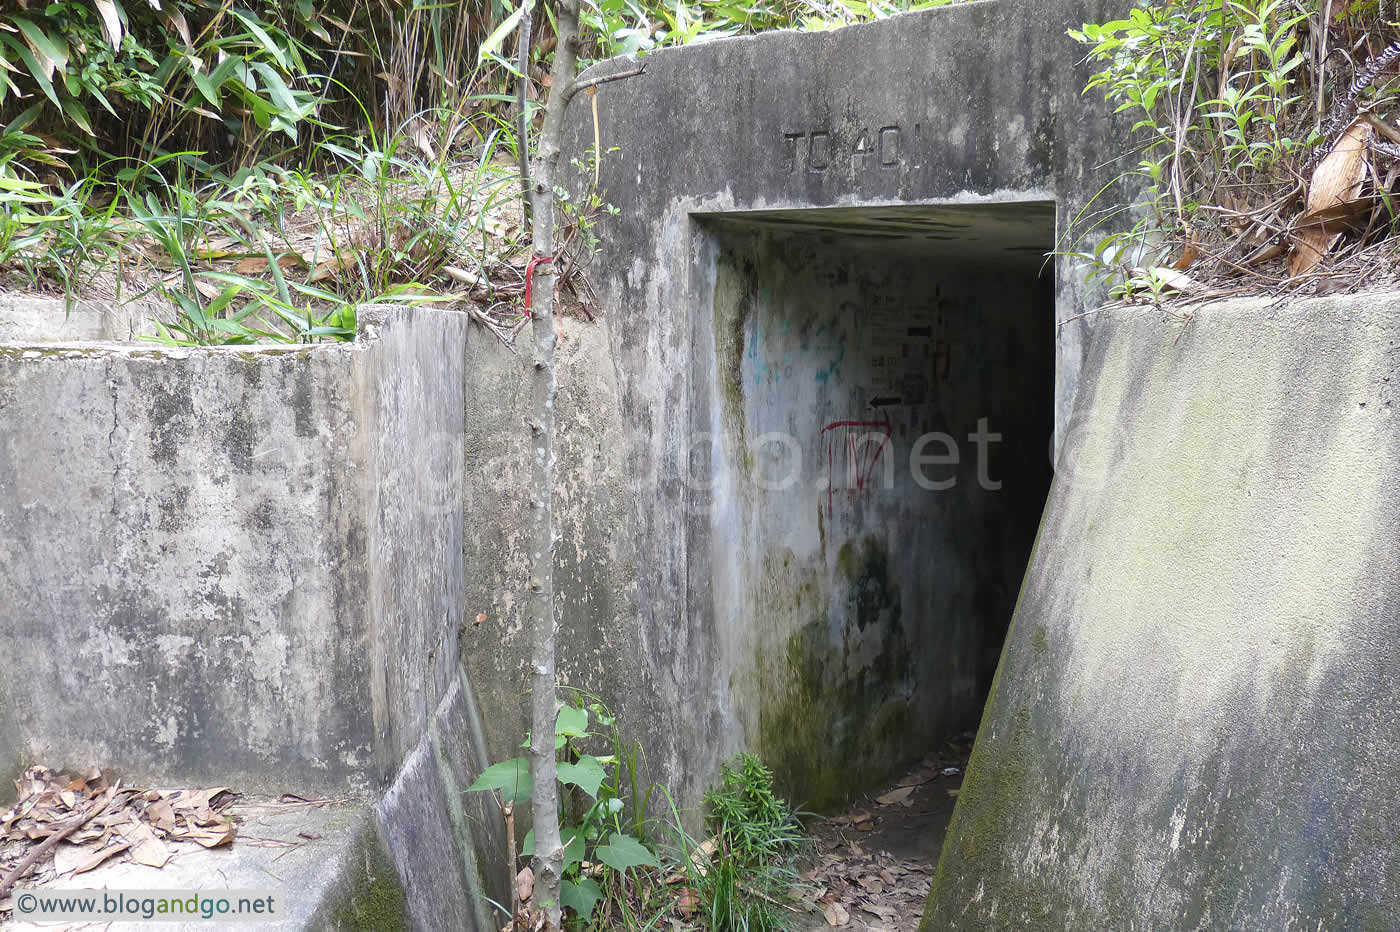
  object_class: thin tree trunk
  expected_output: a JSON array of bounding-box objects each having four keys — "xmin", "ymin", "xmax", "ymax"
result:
[
  {"xmin": 523, "ymin": 0, "xmax": 581, "ymax": 924},
  {"xmin": 515, "ymin": 3, "xmax": 533, "ymax": 223}
]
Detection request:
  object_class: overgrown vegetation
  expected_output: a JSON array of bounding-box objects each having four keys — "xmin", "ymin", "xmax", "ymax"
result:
[
  {"xmin": 1068, "ymin": 0, "xmax": 1400, "ymax": 302},
  {"xmin": 0, "ymin": 0, "xmax": 958, "ymax": 345},
  {"xmin": 685, "ymin": 753, "xmax": 808, "ymax": 931},
  {"xmin": 468, "ymin": 701, "xmax": 809, "ymax": 930}
]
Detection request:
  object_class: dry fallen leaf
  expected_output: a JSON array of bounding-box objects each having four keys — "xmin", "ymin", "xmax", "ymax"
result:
[
  {"xmin": 51, "ymin": 842, "xmax": 90, "ymax": 876},
  {"xmin": 407, "ymin": 118, "xmax": 437, "ymax": 161},
  {"xmin": 186, "ymin": 821, "xmax": 236, "ymax": 849},
  {"xmin": 309, "ymin": 254, "xmax": 360, "ymax": 283},
  {"xmin": 830, "ymin": 810, "xmax": 872, "ymax": 827},
  {"xmin": 232, "ymin": 254, "xmax": 301, "ymax": 274},
  {"xmin": 862, "ymin": 902, "xmax": 898, "ymax": 920},
  {"xmin": 122, "ymin": 820, "xmax": 170, "ymax": 868},
  {"xmin": 1171, "ymin": 225, "xmax": 1201, "ymax": 270},
  {"xmin": 823, "ymin": 901, "xmax": 850, "ymax": 926},
  {"xmin": 74, "ymin": 841, "xmax": 130, "ymax": 875},
  {"xmin": 1291, "ymin": 119, "xmax": 1374, "ymax": 277},
  {"xmin": 516, "ymin": 866, "xmax": 534, "ymax": 904},
  {"xmin": 689, "ymin": 836, "xmax": 717, "ymax": 877},
  {"xmin": 146, "ymin": 799, "xmax": 176, "ymax": 834},
  {"xmin": 874, "ymin": 786, "xmax": 914, "ymax": 807}
]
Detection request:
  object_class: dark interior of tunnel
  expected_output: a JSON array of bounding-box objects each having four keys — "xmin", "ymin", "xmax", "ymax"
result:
[{"xmin": 700, "ymin": 202, "xmax": 1056, "ymax": 812}]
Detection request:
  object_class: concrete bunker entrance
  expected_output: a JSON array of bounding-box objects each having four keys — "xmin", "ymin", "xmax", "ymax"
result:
[{"xmin": 701, "ymin": 202, "xmax": 1055, "ymax": 815}]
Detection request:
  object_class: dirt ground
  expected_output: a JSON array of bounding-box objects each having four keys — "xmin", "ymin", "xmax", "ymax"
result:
[{"xmin": 794, "ymin": 731, "xmax": 974, "ymax": 931}]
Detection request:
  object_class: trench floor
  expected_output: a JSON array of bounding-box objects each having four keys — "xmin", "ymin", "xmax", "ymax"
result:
[{"xmin": 796, "ymin": 732, "xmax": 974, "ymax": 931}]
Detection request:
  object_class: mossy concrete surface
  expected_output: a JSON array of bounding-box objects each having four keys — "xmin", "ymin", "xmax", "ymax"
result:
[{"xmin": 924, "ymin": 293, "xmax": 1400, "ymax": 929}]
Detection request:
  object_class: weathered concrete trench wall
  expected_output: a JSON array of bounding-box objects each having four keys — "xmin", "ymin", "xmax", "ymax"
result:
[
  {"xmin": 0, "ymin": 306, "xmax": 509, "ymax": 928},
  {"xmin": 0, "ymin": 309, "xmax": 463, "ymax": 791},
  {"xmin": 926, "ymin": 292, "xmax": 1400, "ymax": 928}
]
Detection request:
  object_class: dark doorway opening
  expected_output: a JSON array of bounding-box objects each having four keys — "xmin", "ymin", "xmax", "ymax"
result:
[{"xmin": 699, "ymin": 202, "xmax": 1055, "ymax": 822}]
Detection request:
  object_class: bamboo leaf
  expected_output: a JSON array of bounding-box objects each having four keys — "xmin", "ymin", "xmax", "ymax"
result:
[
  {"xmin": 10, "ymin": 16, "xmax": 67, "ymax": 80},
  {"xmin": 0, "ymin": 34, "xmax": 60, "ymax": 108},
  {"xmin": 230, "ymin": 9, "xmax": 290, "ymax": 70},
  {"xmin": 59, "ymin": 96, "xmax": 94, "ymax": 136},
  {"xmin": 92, "ymin": 0, "xmax": 125, "ymax": 51},
  {"xmin": 478, "ymin": 0, "xmax": 528, "ymax": 63}
]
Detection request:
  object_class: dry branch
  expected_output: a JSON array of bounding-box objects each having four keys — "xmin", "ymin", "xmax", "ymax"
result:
[{"xmin": 0, "ymin": 787, "xmax": 118, "ymax": 901}]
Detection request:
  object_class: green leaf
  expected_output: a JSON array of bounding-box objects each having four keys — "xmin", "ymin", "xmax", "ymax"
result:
[
  {"xmin": 522, "ymin": 826, "xmax": 585, "ymax": 868},
  {"xmin": 593, "ymin": 832, "xmax": 658, "ymax": 872},
  {"xmin": 9, "ymin": 16, "xmax": 68, "ymax": 78},
  {"xmin": 557, "ymin": 756, "xmax": 606, "ymax": 799},
  {"xmin": 560, "ymin": 826, "xmax": 585, "ymax": 871},
  {"xmin": 208, "ymin": 54, "xmax": 244, "ymax": 88},
  {"xmin": 249, "ymin": 62, "xmax": 301, "ymax": 116},
  {"xmin": 560, "ymin": 877, "xmax": 602, "ymax": 921},
  {"xmin": 59, "ymin": 96, "xmax": 93, "ymax": 136},
  {"xmin": 555, "ymin": 705, "xmax": 589, "ymax": 738},
  {"xmin": 466, "ymin": 757, "xmax": 532, "ymax": 805},
  {"xmin": 204, "ymin": 285, "xmax": 245, "ymax": 317},
  {"xmin": 230, "ymin": 9, "xmax": 291, "ymax": 70},
  {"xmin": 192, "ymin": 71, "xmax": 222, "ymax": 108},
  {"xmin": 478, "ymin": 0, "xmax": 528, "ymax": 64},
  {"xmin": 0, "ymin": 176, "xmax": 49, "ymax": 193},
  {"xmin": 0, "ymin": 34, "xmax": 60, "ymax": 108}
]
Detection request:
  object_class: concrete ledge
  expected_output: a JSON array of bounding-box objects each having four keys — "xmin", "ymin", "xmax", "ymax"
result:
[
  {"xmin": 39, "ymin": 798, "xmax": 402, "ymax": 931},
  {"xmin": 0, "ymin": 295, "xmax": 158, "ymax": 343},
  {"xmin": 925, "ymin": 292, "xmax": 1400, "ymax": 928}
]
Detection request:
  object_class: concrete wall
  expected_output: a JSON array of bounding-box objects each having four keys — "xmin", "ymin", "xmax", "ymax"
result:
[
  {"xmin": 458, "ymin": 315, "xmax": 657, "ymax": 772},
  {"xmin": 0, "ymin": 304, "xmax": 510, "ymax": 927},
  {"xmin": 925, "ymin": 292, "xmax": 1400, "ymax": 929},
  {"xmin": 565, "ymin": 0, "xmax": 1131, "ymax": 455},
  {"xmin": 0, "ymin": 308, "xmax": 465, "ymax": 792},
  {"xmin": 0, "ymin": 338, "xmax": 370, "ymax": 791},
  {"xmin": 695, "ymin": 223, "xmax": 1053, "ymax": 807}
]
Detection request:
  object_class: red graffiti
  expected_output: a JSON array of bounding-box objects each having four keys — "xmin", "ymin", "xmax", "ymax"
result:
[{"xmin": 821, "ymin": 417, "xmax": 892, "ymax": 515}]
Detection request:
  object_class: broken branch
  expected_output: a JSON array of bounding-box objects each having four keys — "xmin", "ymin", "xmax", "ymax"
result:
[
  {"xmin": 561, "ymin": 65, "xmax": 647, "ymax": 108},
  {"xmin": 0, "ymin": 787, "xmax": 118, "ymax": 900}
]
